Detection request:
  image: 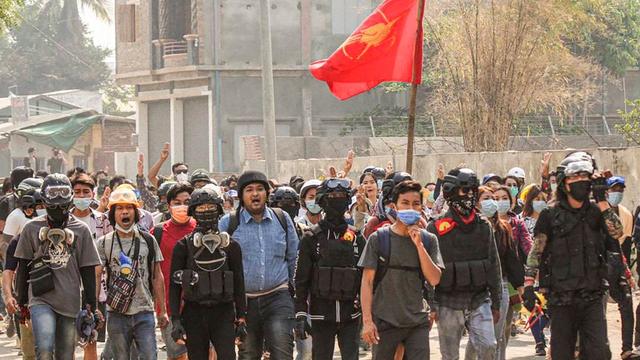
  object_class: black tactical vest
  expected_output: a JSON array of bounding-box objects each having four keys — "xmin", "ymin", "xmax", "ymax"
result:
[
  {"xmin": 430, "ymin": 215, "xmax": 495, "ymax": 293},
  {"xmin": 181, "ymin": 235, "xmax": 235, "ymax": 305},
  {"xmin": 540, "ymin": 203, "xmax": 607, "ymax": 293},
  {"xmin": 309, "ymin": 225, "xmax": 361, "ymax": 301}
]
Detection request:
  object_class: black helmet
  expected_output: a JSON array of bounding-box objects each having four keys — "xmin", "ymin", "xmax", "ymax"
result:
[
  {"xmin": 41, "ymin": 174, "xmax": 73, "ymax": 206},
  {"xmin": 269, "ymin": 186, "xmax": 299, "ymax": 205},
  {"xmin": 188, "ymin": 187, "xmax": 223, "ymax": 216},
  {"xmin": 289, "ymin": 176, "xmax": 305, "ymax": 192},
  {"xmin": 269, "ymin": 186, "xmax": 300, "ymax": 220},
  {"xmin": 21, "ymin": 189, "xmax": 43, "ymax": 209},
  {"xmin": 316, "ymin": 178, "xmax": 351, "ymax": 204},
  {"xmin": 10, "ymin": 166, "xmax": 34, "ymax": 191},
  {"xmin": 556, "ymin": 151, "xmax": 595, "ymax": 185},
  {"xmin": 381, "ymin": 171, "xmax": 412, "ymax": 203},
  {"xmin": 237, "ymin": 170, "xmax": 269, "ymax": 202},
  {"xmin": 190, "ymin": 169, "xmax": 212, "ymax": 185},
  {"xmin": 16, "ymin": 177, "xmax": 44, "ymax": 199},
  {"xmin": 157, "ymin": 181, "xmax": 177, "ymax": 198},
  {"xmin": 442, "ymin": 168, "xmax": 479, "ymax": 199}
]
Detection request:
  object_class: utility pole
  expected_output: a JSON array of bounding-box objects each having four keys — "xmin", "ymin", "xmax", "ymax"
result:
[
  {"xmin": 405, "ymin": 0, "xmax": 426, "ymax": 173},
  {"xmin": 259, "ymin": 0, "xmax": 278, "ymax": 178}
]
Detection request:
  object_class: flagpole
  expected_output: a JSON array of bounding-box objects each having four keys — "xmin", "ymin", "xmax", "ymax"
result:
[{"xmin": 405, "ymin": 0, "xmax": 426, "ymax": 174}]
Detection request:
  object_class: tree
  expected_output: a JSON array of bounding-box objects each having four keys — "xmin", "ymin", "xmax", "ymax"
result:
[
  {"xmin": 424, "ymin": 0, "xmax": 600, "ymax": 152},
  {"xmin": 616, "ymin": 99, "xmax": 640, "ymax": 145},
  {"xmin": 101, "ymin": 80, "xmax": 135, "ymax": 117},
  {"xmin": 41, "ymin": 0, "xmax": 109, "ymax": 45},
  {"xmin": 0, "ymin": 0, "xmax": 23, "ymax": 30},
  {"xmin": 0, "ymin": 1, "xmax": 110, "ymax": 97}
]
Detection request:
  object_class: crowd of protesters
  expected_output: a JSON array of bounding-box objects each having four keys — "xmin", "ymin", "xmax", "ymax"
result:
[{"xmin": 0, "ymin": 143, "xmax": 637, "ymax": 360}]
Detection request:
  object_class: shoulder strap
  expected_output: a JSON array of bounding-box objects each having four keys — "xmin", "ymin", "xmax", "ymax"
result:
[
  {"xmin": 227, "ymin": 211, "xmax": 240, "ymax": 236},
  {"xmin": 373, "ymin": 227, "xmax": 391, "ymax": 292},
  {"xmin": 152, "ymin": 224, "xmax": 164, "ymax": 247},
  {"xmin": 139, "ymin": 231, "xmax": 156, "ymax": 292},
  {"xmin": 271, "ymin": 207, "xmax": 289, "ymax": 258}
]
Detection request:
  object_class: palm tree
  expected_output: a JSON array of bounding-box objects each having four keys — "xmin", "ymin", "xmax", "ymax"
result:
[{"xmin": 41, "ymin": 0, "xmax": 110, "ymax": 44}]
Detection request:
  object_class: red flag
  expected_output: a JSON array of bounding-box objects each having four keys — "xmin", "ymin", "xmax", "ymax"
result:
[{"xmin": 309, "ymin": 0, "xmax": 424, "ymax": 100}]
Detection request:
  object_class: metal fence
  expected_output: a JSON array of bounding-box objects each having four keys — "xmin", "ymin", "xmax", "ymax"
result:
[{"xmin": 314, "ymin": 114, "xmax": 628, "ymax": 139}]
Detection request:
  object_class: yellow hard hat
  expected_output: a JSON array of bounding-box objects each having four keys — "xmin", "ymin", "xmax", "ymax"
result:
[
  {"xmin": 519, "ymin": 183, "xmax": 536, "ymax": 202},
  {"xmin": 108, "ymin": 186, "xmax": 139, "ymax": 209}
]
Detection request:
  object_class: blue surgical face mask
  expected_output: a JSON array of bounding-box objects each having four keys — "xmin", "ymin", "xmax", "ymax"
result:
[
  {"xmin": 480, "ymin": 199, "xmax": 498, "ymax": 217},
  {"xmin": 305, "ymin": 200, "xmax": 322, "ymax": 215},
  {"xmin": 396, "ymin": 209, "xmax": 422, "ymax": 226},
  {"xmin": 607, "ymin": 192, "xmax": 624, "ymax": 207},
  {"xmin": 36, "ymin": 208, "xmax": 46, "ymax": 217},
  {"xmin": 385, "ymin": 206, "xmax": 397, "ymax": 220},
  {"xmin": 532, "ymin": 200, "xmax": 548, "ymax": 213},
  {"xmin": 550, "ymin": 183, "xmax": 558, "ymax": 192},
  {"xmin": 497, "ymin": 200, "xmax": 511, "ymax": 215},
  {"xmin": 73, "ymin": 198, "xmax": 92, "ymax": 211}
]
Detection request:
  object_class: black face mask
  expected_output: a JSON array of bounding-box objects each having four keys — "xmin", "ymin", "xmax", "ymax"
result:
[
  {"xmin": 279, "ymin": 205, "xmax": 299, "ymax": 222},
  {"xmin": 568, "ymin": 180, "xmax": 591, "ymax": 201},
  {"xmin": 448, "ymin": 193, "xmax": 477, "ymax": 217},
  {"xmin": 194, "ymin": 208, "xmax": 219, "ymax": 232},
  {"xmin": 46, "ymin": 205, "xmax": 70, "ymax": 228},
  {"xmin": 323, "ymin": 198, "xmax": 349, "ymax": 218}
]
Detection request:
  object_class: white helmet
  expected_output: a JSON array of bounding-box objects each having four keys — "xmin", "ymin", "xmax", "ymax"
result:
[
  {"xmin": 507, "ymin": 167, "xmax": 526, "ymax": 180},
  {"xmin": 299, "ymin": 179, "xmax": 322, "ymax": 199}
]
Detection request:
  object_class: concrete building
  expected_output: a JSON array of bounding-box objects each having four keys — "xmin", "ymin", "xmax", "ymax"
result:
[{"xmin": 113, "ymin": 0, "xmax": 402, "ymax": 172}]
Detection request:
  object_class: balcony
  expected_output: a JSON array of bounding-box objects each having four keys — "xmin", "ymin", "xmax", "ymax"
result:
[{"xmin": 153, "ymin": 35, "xmax": 199, "ymax": 69}]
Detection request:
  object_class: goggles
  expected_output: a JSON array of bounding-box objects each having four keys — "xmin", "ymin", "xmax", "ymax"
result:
[
  {"xmin": 44, "ymin": 186, "xmax": 72, "ymax": 200},
  {"xmin": 325, "ymin": 178, "xmax": 350, "ymax": 190}
]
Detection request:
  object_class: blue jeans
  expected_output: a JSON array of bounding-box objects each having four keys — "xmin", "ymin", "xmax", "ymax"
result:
[
  {"xmin": 30, "ymin": 304, "xmax": 76, "ymax": 360},
  {"xmin": 239, "ymin": 290, "xmax": 295, "ymax": 360},
  {"xmin": 107, "ymin": 311, "xmax": 157, "ymax": 360},
  {"xmin": 465, "ymin": 280, "xmax": 510, "ymax": 360},
  {"xmin": 438, "ymin": 302, "xmax": 497, "ymax": 360}
]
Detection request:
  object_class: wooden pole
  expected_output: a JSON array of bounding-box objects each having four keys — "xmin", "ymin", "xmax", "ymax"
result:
[
  {"xmin": 405, "ymin": 0, "xmax": 426, "ymax": 173},
  {"xmin": 259, "ymin": 0, "xmax": 277, "ymax": 178}
]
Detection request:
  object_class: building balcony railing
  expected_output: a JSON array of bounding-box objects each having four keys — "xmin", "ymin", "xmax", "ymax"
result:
[{"xmin": 153, "ymin": 35, "xmax": 199, "ymax": 69}]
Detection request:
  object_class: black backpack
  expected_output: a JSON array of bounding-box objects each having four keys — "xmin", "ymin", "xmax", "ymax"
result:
[
  {"xmin": 372, "ymin": 226, "xmax": 432, "ymax": 292},
  {"xmin": 226, "ymin": 207, "xmax": 290, "ymax": 257}
]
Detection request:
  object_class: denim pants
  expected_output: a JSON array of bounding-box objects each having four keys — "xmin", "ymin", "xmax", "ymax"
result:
[
  {"xmin": 30, "ymin": 304, "xmax": 76, "ymax": 360},
  {"xmin": 239, "ymin": 290, "xmax": 295, "ymax": 360},
  {"xmin": 465, "ymin": 280, "xmax": 509, "ymax": 360},
  {"xmin": 107, "ymin": 311, "xmax": 157, "ymax": 360},
  {"xmin": 438, "ymin": 302, "xmax": 497, "ymax": 360}
]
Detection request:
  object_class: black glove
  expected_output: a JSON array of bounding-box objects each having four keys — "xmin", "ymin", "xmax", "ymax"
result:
[
  {"xmin": 294, "ymin": 315, "xmax": 311, "ymax": 340},
  {"xmin": 170, "ymin": 319, "xmax": 187, "ymax": 343},
  {"xmin": 591, "ymin": 176, "xmax": 608, "ymax": 203},
  {"xmin": 235, "ymin": 321, "xmax": 248, "ymax": 343},
  {"xmin": 522, "ymin": 286, "xmax": 537, "ymax": 312}
]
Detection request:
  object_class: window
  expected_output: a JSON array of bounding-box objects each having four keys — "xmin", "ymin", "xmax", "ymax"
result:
[
  {"xmin": 331, "ymin": 0, "xmax": 372, "ymax": 35},
  {"xmin": 117, "ymin": 4, "xmax": 136, "ymax": 43}
]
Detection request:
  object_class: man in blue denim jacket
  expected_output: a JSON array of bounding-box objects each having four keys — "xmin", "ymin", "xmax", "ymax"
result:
[{"xmin": 219, "ymin": 170, "xmax": 299, "ymax": 360}]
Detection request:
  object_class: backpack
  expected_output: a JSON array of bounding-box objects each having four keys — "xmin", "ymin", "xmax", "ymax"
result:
[
  {"xmin": 152, "ymin": 223, "xmax": 165, "ymax": 247},
  {"xmin": 372, "ymin": 226, "xmax": 432, "ymax": 292},
  {"xmin": 226, "ymin": 207, "xmax": 290, "ymax": 258}
]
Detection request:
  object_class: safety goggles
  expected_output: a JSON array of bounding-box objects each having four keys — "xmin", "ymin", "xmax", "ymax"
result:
[
  {"xmin": 44, "ymin": 186, "xmax": 72, "ymax": 200},
  {"xmin": 325, "ymin": 178, "xmax": 350, "ymax": 190}
]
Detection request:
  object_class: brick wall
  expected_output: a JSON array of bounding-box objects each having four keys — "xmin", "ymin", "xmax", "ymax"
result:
[{"xmin": 101, "ymin": 121, "xmax": 136, "ymax": 152}]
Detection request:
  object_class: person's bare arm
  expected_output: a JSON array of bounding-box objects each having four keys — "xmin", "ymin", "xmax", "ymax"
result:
[
  {"xmin": 2, "ymin": 270, "xmax": 17, "ymax": 314},
  {"xmin": 360, "ymin": 268, "xmax": 379, "ymax": 345},
  {"xmin": 95, "ymin": 266, "xmax": 103, "ymax": 307},
  {"xmin": 153, "ymin": 262, "xmax": 169, "ymax": 328},
  {"xmin": 408, "ymin": 226, "xmax": 442, "ymax": 286},
  {"xmin": 148, "ymin": 142, "xmax": 170, "ymax": 187}
]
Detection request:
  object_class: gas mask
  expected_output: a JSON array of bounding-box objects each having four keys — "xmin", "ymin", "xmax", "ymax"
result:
[
  {"xmin": 38, "ymin": 227, "xmax": 75, "ymax": 247},
  {"xmin": 193, "ymin": 231, "xmax": 230, "ymax": 254}
]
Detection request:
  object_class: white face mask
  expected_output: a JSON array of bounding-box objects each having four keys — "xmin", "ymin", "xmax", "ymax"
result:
[
  {"xmin": 36, "ymin": 209, "xmax": 47, "ymax": 217},
  {"xmin": 175, "ymin": 173, "xmax": 189, "ymax": 183},
  {"xmin": 115, "ymin": 223, "xmax": 135, "ymax": 234}
]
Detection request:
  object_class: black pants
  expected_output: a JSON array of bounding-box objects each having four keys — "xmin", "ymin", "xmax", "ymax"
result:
[
  {"xmin": 616, "ymin": 295, "xmax": 635, "ymax": 352},
  {"xmin": 311, "ymin": 319, "xmax": 359, "ymax": 360},
  {"xmin": 182, "ymin": 301, "xmax": 236, "ymax": 360},
  {"xmin": 372, "ymin": 320, "xmax": 430, "ymax": 360},
  {"xmin": 550, "ymin": 299, "xmax": 611, "ymax": 360}
]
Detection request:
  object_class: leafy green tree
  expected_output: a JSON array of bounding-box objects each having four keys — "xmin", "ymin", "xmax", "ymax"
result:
[
  {"xmin": 616, "ymin": 99, "xmax": 640, "ymax": 144},
  {"xmin": 0, "ymin": 1, "xmax": 110, "ymax": 97},
  {"xmin": 0, "ymin": 0, "xmax": 23, "ymax": 30},
  {"xmin": 101, "ymin": 80, "xmax": 135, "ymax": 116},
  {"xmin": 41, "ymin": 0, "xmax": 109, "ymax": 45}
]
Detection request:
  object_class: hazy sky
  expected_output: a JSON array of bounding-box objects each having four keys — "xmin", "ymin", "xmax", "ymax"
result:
[{"xmin": 81, "ymin": 3, "xmax": 115, "ymax": 63}]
